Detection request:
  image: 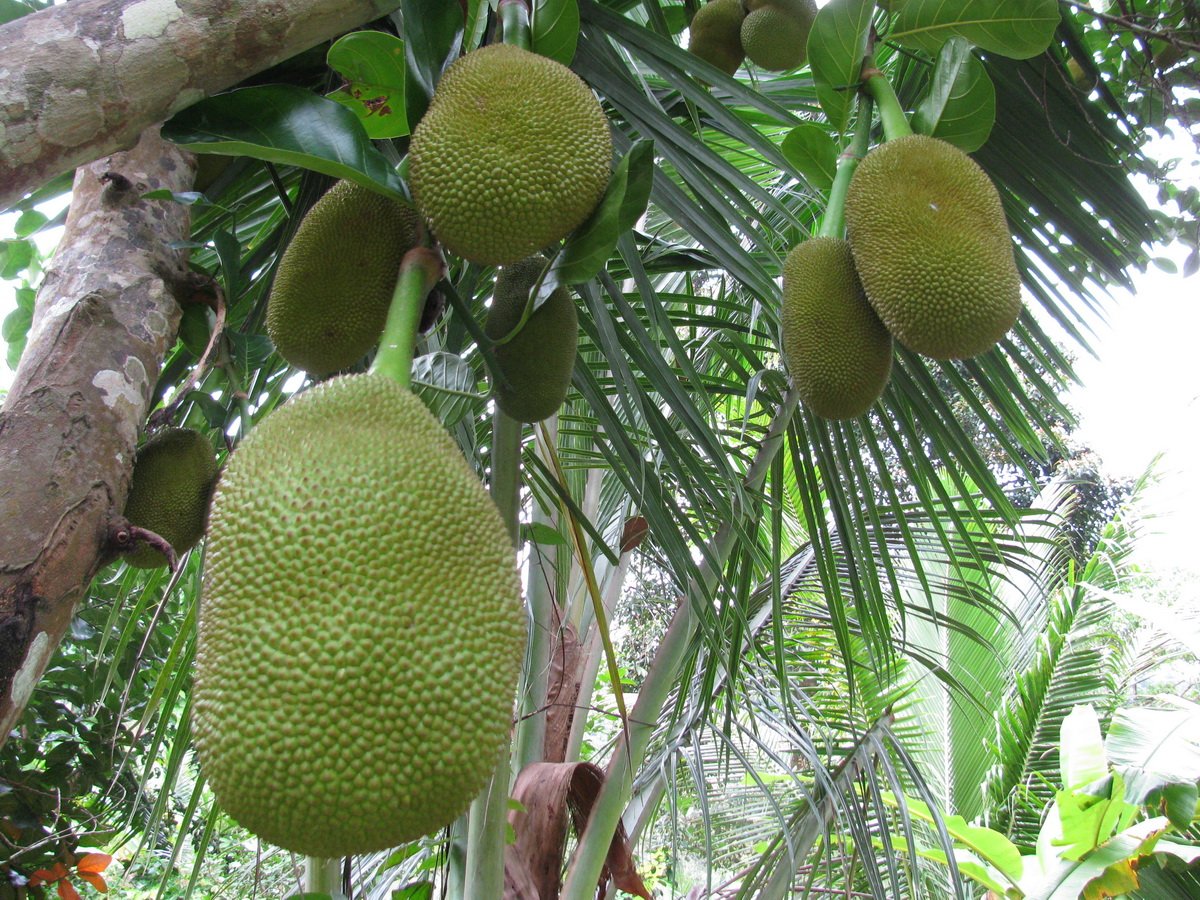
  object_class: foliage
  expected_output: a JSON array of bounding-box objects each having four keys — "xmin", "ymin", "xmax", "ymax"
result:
[{"xmin": 0, "ymin": 0, "xmax": 1196, "ymax": 896}]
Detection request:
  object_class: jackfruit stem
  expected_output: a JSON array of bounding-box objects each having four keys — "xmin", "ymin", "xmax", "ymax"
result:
[
  {"xmin": 369, "ymin": 247, "xmax": 443, "ymax": 388},
  {"xmin": 303, "ymin": 856, "xmax": 340, "ymax": 895},
  {"xmin": 861, "ymin": 54, "xmax": 912, "ymax": 142},
  {"xmin": 818, "ymin": 96, "xmax": 874, "ymax": 240},
  {"xmin": 461, "ymin": 408, "xmax": 522, "ymax": 900},
  {"xmin": 498, "ymin": 0, "xmax": 532, "ymax": 50}
]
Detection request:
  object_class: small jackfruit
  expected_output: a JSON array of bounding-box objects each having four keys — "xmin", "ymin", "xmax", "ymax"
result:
[
  {"xmin": 409, "ymin": 45, "xmax": 612, "ymax": 267},
  {"xmin": 741, "ymin": 2, "xmax": 815, "ymax": 71},
  {"xmin": 266, "ymin": 180, "xmax": 420, "ymax": 376},
  {"xmin": 122, "ymin": 427, "xmax": 219, "ymax": 568},
  {"xmin": 781, "ymin": 237, "xmax": 893, "ymax": 419},
  {"xmin": 687, "ymin": 0, "xmax": 746, "ymax": 76},
  {"xmin": 194, "ymin": 374, "xmax": 525, "ymax": 857},
  {"xmin": 844, "ymin": 134, "xmax": 1022, "ymax": 360},
  {"xmin": 486, "ymin": 257, "xmax": 579, "ymax": 423}
]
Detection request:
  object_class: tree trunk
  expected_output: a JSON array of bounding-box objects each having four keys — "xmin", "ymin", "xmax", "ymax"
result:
[
  {"xmin": 0, "ymin": 129, "xmax": 194, "ymax": 746},
  {"xmin": 0, "ymin": 0, "xmax": 401, "ymax": 210}
]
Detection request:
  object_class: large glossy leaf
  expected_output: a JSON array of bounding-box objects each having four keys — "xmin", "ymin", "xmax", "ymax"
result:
[
  {"xmin": 781, "ymin": 123, "xmax": 838, "ymax": 193},
  {"xmin": 326, "ymin": 31, "xmax": 409, "ymax": 139},
  {"xmin": 891, "ymin": 0, "xmax": 1061, "ymax": 60},
  {"xmin": 161, "ymin": 86, "xmax": 405, "ymax": 197},
  {"xmin": 807, "ymin": 0, "xmax": 875, "ymax": 134},
  {"xmin": 911, "ymin": 37, "xmax": 996, "ymax": 152},
  {"xmin": 532, "ymin": 0, "xmax": 580, "ymax": 65}
]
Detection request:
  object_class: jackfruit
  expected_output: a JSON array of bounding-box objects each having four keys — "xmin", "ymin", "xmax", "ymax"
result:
[
  {"xmin": 266, "ymin": 180, "xmax": 420, "ymax": 376},
  {"xmin": 741, "ymin": 2, "xmax": 815, "ymax": 71},
  {"xmin": 687, "ymin": 0, "xmax": 746, "ymax": 76},
  {"xmin": 781, "ymin": 237, "xmax": 893, "ymax": 419},
  {"xmin": 844, "ymin": 134, "xmax": 1022, "ymax": 360},
  {"xmin": 486, "ymin": 257, "xmax": 579, "ymax": 422},
  {"xmin": 409, "ymin": 44, "xmax": 612, "ymax": 267},
  {"xmin": 122, "ymin": 427, "xmax": 219, "ymax": 568},
  {"xmin": 194, "ymin": 373, "xmax": 525, "ymax": 857}
]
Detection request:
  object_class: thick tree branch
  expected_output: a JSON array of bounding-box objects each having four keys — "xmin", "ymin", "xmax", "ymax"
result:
[
  {"xmin": 0, "ymin": 129, "xmax": 194, "ymax": 746},
  {"xmin": 0, "ymin": 0, "xmax": 402, "ymax": 210}
]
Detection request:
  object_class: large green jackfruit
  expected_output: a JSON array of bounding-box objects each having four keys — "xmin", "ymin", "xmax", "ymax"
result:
[
  {"xmin": 122, "ymin": 427, "xmax": 219, "ymax": 568},
  {"xmin": 687, "ymin": 0, "xmax": 746, "ymax": 76},
  {"xmin": 781, "ymin": 238, "xmax": 893, "ymax": 419},
  {"xmin": 740, "ymin": 1, "xmax": 815, "ymax": 71},
  {"xmin": 409, "ymin": 44, "xmax": 612, "ymax": 267},
  {"xmin": 844, "ymin": 134, "xmax": 1022, "ymax": 360},
  {"xmin": 486, "ymin": 257, "xmax": 579, "ymax": 423},
  {"xmin": 195, "ymin": 374, "xmax": 525, "ymax": 857},
  {"xmin": 266, "ymin": 180, "xmax": 420, "ymax": 377}
]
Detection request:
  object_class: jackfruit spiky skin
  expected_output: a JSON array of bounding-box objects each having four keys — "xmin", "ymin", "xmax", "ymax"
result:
[
  {"xmin": 486, "ymin": 257, "xmax": 579, "ymax": 423},
  {"xmin": 688, "ymin": 0, "xmax": 746, "ymax": 76},
  {"xmin": 781, "ymin": 238, "xmax": 893, "ymax": 419},
  {"xmin": 744, "ymin": 0, "xmax": 817, "ymax": 16},
  {"xmin": 122, "ymin": 427, "xmax": 218, "ymax": 568},
  {"xmin": 266, "ymin": 180, "xmax": 420, "ymax": 377},
  {"xmin": 194, "ymin": 374, "xmax": 525, "ymax": 857},
  {"xmin": 741, "ymin": 4, "xmax": 814, "ymax": 71},
  {"xmin": 844, "ymin": 134, "xmax": 1022, "ymax": 360},
  {"xmin": 409, "ymin": 45, "xmax": 612, "ymax": 267}
]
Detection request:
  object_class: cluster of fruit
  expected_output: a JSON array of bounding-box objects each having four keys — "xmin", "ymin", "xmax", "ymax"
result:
[
  {"xmin": 781, "ymin": 134, "xmax": 1022, "ymax": 420},
  {"xmin": 689, "ymin": 0, "xmax": 818, "ymax": 75},
  {"xmin": 120, "ymin": 42, "xmax": 610, "ymax": 856}
]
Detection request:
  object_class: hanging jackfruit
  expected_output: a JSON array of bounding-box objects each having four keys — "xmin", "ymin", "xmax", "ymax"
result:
[
  {"xmin": 781, "ymin": 237, "xmax": 893, "ymax": 419},
  {"xmin": 194, "ymin": 373, "xmax": 526, "ymax": 857},
  {"xmin": 409, "ymin": 44, "xmax": 612, "ymax": 267},
  {"xmin": 266, "ymin": 180, "xmax": 421, "ymax": 376},
  {"xmin": 844, "ymin": 134, "xmax": 1022, "ymax": 360}
]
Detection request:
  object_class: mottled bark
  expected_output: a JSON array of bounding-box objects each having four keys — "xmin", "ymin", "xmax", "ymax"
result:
[
  {"xmin": 0, "ymin": 129, "xmax": 194, "ymax": 745},
  {"xmin": 0, "ymin": 0, "xmax": 402, "ymax": 210}
]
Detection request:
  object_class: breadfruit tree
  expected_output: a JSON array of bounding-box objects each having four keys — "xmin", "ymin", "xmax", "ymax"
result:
[{"xmin": 0, "ymin": 0, "xmax": 1197, "ymax": 897}]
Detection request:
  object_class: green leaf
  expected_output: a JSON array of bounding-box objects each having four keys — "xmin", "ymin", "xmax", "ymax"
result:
[
  {"xmin": 1061, "ymin": 704, "xmax": 1108, "ymax": 790},
  {"xmin": 532, "ymin": 0, "xmax": 580, "ymax": 66},
  {"xmin": 884, "ymin": 791, "xmax": 1024, "ymax": 881},
  {"xmin": 0, "ymin": 0, "xmax": 35, "ymax": 25},
  {"xmin": 326, "ymin": 31, "xmax": 409, "ymax": 139},
  {"xmin": 523, "ymin": 522, "xmax": 567, "ymax": 545},
  {"xmin": 552, "ymin": 141, "xmax": 653, "ymax": 285},
  {"xmin": 1106, "ymin": 704, "xmax": 1200, "ymax": 783},
  {"xmin": 911, "ymin": 37, "xmax": 996, "ymax": 152},
  {"xmin": 808, "ymin": 0, "xmax": 875, "ymax": 134},
  {"xmin": 12, "ymin": 209, "xmax": 48, "ymax": 237},
  {"xmin": 0, "ymin": 239, "xmax": 34, "ymax": 279},
  {"xmin": 2, "ymin": 296, "xmax": 33, "ymax": 369},
  {"xmin": 781, "ymin": 123, "xmax": 838, "ymax": 192},
  {"xmin": 402, "ymin": 0, "xmax": 464, "ymax": 130},
  {"xmin": 464, "ymin": 0, "xmax": 490, "ymax": 52},
  {"xmin": 161, "ymin": 86, "xmax": 405, "ymax": 198},
  {"xmin": 411, "ymin": 351, "xmax": 482, "ymax": 426},
  {"xmin": 891, "ymin": 0, "xmax": 1061, "ymax": 60},
  {"xmin": 1161, "ymin": 783, "xmax": 1199, "ymax": 830}
]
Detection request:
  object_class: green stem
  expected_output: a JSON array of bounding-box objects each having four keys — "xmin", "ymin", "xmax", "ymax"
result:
[
  {"xmin": 499, "ymin": 0, "xmax": 532, "ymax": 50},
  {"xmin": 560, "ymin": 386, "xmax": 802, "ymax": 900},
  {"xmin": 462, "ymin": 408, "xmax": 524, "ymax": 900},
  {"xmin": 861, "ymin": 54, "xmax": 912, "ymax": 142},
  {"xmin": 513, "ymin": 420, "xmax": 559, "ymax": 770},
  {"xmin": 303, "ymin": 857, "xmax": 340, "ymax": 895},
  {"xmin": 369, "ymin": 247, "xmax": 442, "ymax": 388},
  {"xmin": 818, "ymin": 96, "xmax": 875, "ymax": 240}
]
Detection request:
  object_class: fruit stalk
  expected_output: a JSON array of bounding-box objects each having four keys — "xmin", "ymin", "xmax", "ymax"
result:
[
  {"xmin": 368, "ymin": 247, "xmax": 443, "ymax": 388},
  {"xmin": 818, "ymin": 96, "xmax": 874, "ymax": 240},
  {"xmin": 303, "ymin": 857, "xmax": 340, "ymax": 896},
  {"xmin": 461, "ymin": 407, "xmax": 524, "ymax": 899},
  {"xmin": 498, "ymin": 0, "xmax": 531, "ymax": 50},
  {"xmin": 860, "ymin": 54, "xmax": 912, "ymax": 142}
]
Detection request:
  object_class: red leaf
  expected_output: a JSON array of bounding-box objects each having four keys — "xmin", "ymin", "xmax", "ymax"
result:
[
  {"xmin": 76, "ymin": 854, "xmax": 112, "ymax": 874},
  {"xmin": 57, "ymin": 880, "xmax": 82, "ymax": 900},
  {"xmin": 30, "ymin": 862, "xmax": 69, "ymax": 885},
  {"xmin": 77, "ymin": 872, "xmax": 109, "ymax": 893}
]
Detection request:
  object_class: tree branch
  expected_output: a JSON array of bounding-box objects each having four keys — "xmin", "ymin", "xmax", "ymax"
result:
[
  {"xmin": 0, "ymin": 0, "xmax": 402, "ymax": 210},
  {"xmin": 0, "ymin": 129, "xmax": 194, "ymax": 747}
]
